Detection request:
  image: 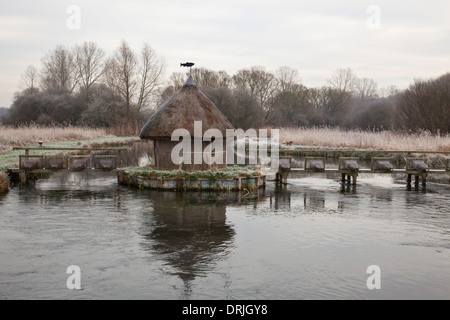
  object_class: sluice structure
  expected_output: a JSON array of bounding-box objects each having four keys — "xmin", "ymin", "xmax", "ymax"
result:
[
  {"xmin": 8, "ymin": 146, "xmax": 125, "ymax": 184},
  {"xmin": 274, "ymin": 154, "xmax": 449, "ymax": 189}
]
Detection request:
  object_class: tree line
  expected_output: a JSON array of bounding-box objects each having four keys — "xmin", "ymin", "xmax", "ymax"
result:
[
  {"xmin": 2, "ymin": 40, "xmax": 164, "ymax": 131},
  {"xmin": 2, "ymin": 40, "xmax": 449, "ymax": 134}
]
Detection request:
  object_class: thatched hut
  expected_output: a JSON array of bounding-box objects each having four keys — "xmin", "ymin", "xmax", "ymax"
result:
[{"xmin": 139, "ymin": 76, "xmax": 235, "ymax": 170}]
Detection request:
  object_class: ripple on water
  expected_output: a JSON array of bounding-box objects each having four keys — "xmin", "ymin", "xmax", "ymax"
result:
[{"xmin": 0, "ymin": 175, "xmax": 449, "ymax": 299}]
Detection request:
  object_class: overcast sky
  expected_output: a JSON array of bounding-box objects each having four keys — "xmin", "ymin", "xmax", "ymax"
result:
[{"xmin": 1, "ymin": 0, "xmax": 449, "ymax": 107}]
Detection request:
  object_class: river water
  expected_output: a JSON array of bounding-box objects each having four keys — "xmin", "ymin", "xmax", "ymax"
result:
[{"xmin": 0, "ymin": 169, "xmax": 449, "ymax": 300}]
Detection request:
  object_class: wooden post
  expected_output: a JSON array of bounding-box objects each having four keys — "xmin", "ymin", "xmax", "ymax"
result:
[
  {"xmin": 415, "ymin": 175, "xmax": 419, "ymax": 188},
  {"xmin": 19, "ymin": 170, "xmax": 27, "ymax": 184},
  {"xmin": 117, "ymin": 150, "xmax": 122, "ymax": 168},
  {"xmin": 353, "ymin": 174, "xmax": 357, "ymax": 186},
  {"xmin": 117, "ymin": 170, "xmax": 124, "ymax": 184}
]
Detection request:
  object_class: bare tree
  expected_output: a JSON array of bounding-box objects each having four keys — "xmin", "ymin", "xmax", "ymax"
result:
[
  {"xmin": 187, "ymin": 68, "xmax": 231, "ymax": 89},
  {"xmin": 268, "ymin": 82, "xmax": 311, "ymax": 127},
  {"xmin": 217, "ymin": 70, "xmax": 231, "ymax": 88},
  {"xmin": 40, "ymin": 45, "xmax": 78, "ymax": 94},
  {"xmin": 354, "ymin": 77, "xmax": 378, "ymax": 101},
  {"xmin": 73, "ymin": 41, "xmax": 105, "ymax": 97},
  {"xmin": 137, "ymin": 43, "xmax": 165, "ymax": 111},
  {"xmin": 379, "ymin": 85, "xmax": 399, "ymax": 98},
  {"xmin": 104, "ymin": 40, "xmax": 138, "ymax": 120},
  {"xmin": 309, "ymin": 86, "xmax": 353, "ymax": 125},
  {"xmin": 104, "ymin": 40, "xmax": 165, "ymax": 118},
  {"xmin": 203, "ymin": 87, "xmax": 263, "ymax": 129},
  {"xmin": 169, "ymin": 72, "xmax": 186, "ymax": 91},
  {"xmin": 394, "ymin": 73, "xmax": 450, "ymax": 133},
  {"xmin": 327, "ymin": 68, "xmax": 357, "ymax": 93},
  {"xmin": 154, "ymin": 72, "xmax": 185, "ymax": 106},
  {"xmin": 189, "ymin": 68, "xmax": 220, "ymax": 87},
  {"xmin": 21, "ymin": 65, "xmax": 38, "ymax": 90},
  {"xmin": 275, "ymin": 66, "xmax": 300, "ymax": 92},
  {"xmin": 232, "ymin": 66, "xmax": 277, "ymax": 110}
]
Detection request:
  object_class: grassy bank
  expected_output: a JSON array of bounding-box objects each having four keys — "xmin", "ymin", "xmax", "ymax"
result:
[
  {"xmin": 0, "ymin": 136, "xmax": 140, "ymax": 171},
  {"xmin": 123, "ymin": 165, "xmax": 262, "ymax": 181},
  {"xmin": 121, "ymin": 166, "xmax": 264, "ymax": 191},
  {"xmin": 0, "ymin": 125, "xmax": 139, "ymax": 171},
  {"xmin": 2, "ymin": 125, "xmax": 449, "ymax": 172},
  {"xmin": 0, "ymin": 125, "xmax": 112, "ymax": 153}
]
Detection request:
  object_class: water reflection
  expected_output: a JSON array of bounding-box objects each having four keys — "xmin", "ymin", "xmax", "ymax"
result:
[
  {"xmin": 340, "ymin": 183, "xmax": 357, "ymax": 194},
  {"xmin": 268, "ymin": 184, "xmax": 291, "ymax": 211},
  {"xmin": 303, "ymin": 192, "xmax": 325, "ymax": 210},
  {"xmin": 139, "ymin": 191, "xmax": 236, "ymax": 298},
  {"xmin": 23, "ymin": 171, "xmax": 120, "ymax": 207},
  {"xmin": 122, "ymin": 140, "xmax": 154, "ymax": 167},
  {"xmin": 90, "ymin": 140, "xmax": 155, "ymax": 167},
  {"xmin": 1, "ymin": 168, "xmax": 449, "ymax": 299},
  {"xmin": 370, "ymin": 188, "xmax": 394, "ymax": 203}
]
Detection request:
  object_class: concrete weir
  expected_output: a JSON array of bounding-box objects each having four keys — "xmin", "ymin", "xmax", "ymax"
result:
[{"xmin": 274, "ymin": 156, "xmax": 450, "ymax": 189}]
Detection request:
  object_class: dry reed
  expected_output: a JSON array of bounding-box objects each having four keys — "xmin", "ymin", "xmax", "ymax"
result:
[
  {"xmin": 0, "ymin": 125, "xmax": 111, "ymax": 153},
  {"xmin": 277, "ymin": 127, "xmax": 450, "ymax": 151}
]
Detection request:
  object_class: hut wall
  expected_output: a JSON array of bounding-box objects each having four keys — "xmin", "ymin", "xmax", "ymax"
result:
[{"xmin": 154, "ymin": 138, "xmax": 227, "ymax": 171}]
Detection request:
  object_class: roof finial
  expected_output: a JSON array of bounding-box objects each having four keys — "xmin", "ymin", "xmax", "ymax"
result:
[{"xmin": 180, "ymin": 62, "xmax": 195, "ymax": 76}]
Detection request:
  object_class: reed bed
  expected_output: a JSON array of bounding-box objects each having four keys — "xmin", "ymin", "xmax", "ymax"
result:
[
  {"xmin": 1, "ymin": 125, "xmax": 449, "ymax": 154},
  {"xmin": 0, "ymin": 125, "xmax": 111, "ymax": 153},
  {"xmin": 277, "ymin": 127, "xmax": 450, "ymax": 151}
]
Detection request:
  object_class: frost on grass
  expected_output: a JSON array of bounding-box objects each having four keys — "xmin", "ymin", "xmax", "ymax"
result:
[
  {"xmin": 123, "ymin": 166, "xmax": 261, "ymax": 181},
  {"xmin": 0, "ymin": 125, "xmax": 111, "ymax": 153}
]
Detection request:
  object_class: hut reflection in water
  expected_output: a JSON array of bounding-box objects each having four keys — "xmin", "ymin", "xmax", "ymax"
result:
[{"xmin": 139, "ymin": 192, "xmax": 235, "ymax": 297}]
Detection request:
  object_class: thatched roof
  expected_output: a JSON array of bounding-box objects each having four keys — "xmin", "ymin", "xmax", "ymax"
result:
[{"xmin": 140, "ymin": 76, "xmax": 234, "ymax": 139}]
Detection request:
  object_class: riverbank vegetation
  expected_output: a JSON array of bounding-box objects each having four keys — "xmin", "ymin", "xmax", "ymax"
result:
[
  {"xmin": 0, "ymin": 124, "xmax": 111, "ymax": 153},
  {"xmin": 1, "ymin": 40, "xmax": 448, "ymax": 182},
  {"xmin": 1, "ymin": 40, "xmax": 449, "ymax": 137},
  {"xmin": 0, "ymin": 125, "xmax": 138, "ymax": 171},
  {"xmin": 123, "ymin": 166, "xmax": 262, "ymax": 181},
  {"xmin": 1, "ymin": 124, "xmax": 448, "ymax": 172},
  {"xmin": 278, "ymin": 127, "xmax": 450, "ymax": 151}
]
